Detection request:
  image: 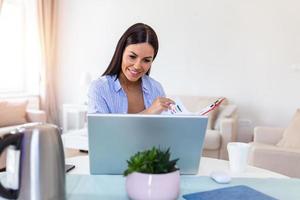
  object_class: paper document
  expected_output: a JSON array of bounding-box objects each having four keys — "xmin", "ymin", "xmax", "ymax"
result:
[{"xmin": 161, "ymin": 97, "xmax": 225, "ymax": 116}]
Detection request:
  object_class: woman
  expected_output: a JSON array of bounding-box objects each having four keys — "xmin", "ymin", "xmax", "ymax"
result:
[{"xmin": 88, "ymin": 23, "xmax": 174, "ymax": 114}]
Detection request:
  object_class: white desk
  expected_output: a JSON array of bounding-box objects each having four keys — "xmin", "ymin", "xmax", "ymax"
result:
[{"xmin": 66, "ymin": 155, "xmax": 288, "ymax": 178}]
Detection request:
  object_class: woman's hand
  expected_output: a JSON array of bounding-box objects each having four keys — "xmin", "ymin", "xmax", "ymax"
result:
[{"xmin": 143, "ymin": 97, "xmax": 175, "ymax": 114}]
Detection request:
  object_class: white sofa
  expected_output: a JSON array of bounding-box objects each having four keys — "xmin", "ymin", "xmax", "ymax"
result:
[
  {"xmin": 248, "ymin": 126, "xmax": 300, "ymax": 178},
  {"xmin": 170, "ymin": 95, "xmax": 238, "ymax": 160},
  {"xmin": 0, "ymin": 110, "xmax": 47, "ymax": 136},
  {"xmin": 0, "ymin": 99, "xmax": 46, "ymax": 170}
]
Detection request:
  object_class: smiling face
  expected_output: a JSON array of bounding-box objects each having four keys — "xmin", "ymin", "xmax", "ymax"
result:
[{"xmin": 120, "ymin": 43, "xmax": 154, "ymax": 82}]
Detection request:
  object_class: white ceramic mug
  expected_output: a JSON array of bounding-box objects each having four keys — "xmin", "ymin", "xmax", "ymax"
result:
[{"xmin": 227, "ymin": 142, "xmax": 250, "ymax": 173}]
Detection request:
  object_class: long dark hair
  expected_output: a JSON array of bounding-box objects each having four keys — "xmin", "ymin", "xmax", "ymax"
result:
[{"xmin": 102, "ymin": 23, "xmax": 159, "ymax": 77}]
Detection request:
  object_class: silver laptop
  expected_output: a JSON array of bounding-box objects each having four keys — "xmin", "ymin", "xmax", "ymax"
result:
[{"xmin": 87, "ymin": 114, "xmax": 208, "ymax": 175}]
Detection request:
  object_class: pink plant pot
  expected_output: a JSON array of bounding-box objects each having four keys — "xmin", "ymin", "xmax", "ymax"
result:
[{"xmin": 126, "ymin": 170, "xmax": 180, "ymax": 200}]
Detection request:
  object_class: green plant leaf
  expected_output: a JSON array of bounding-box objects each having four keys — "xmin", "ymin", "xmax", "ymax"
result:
[{"xmin": 123, "ymin": 146, "xmax": 179, "ymax": 176}]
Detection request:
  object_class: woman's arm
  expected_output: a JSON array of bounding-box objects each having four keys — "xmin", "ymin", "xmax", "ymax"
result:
[
  {"xmin": 140, "ymin": 77, "xmax": 174, "ymax": 114},
  {"xmin": 141, "ymin": 97, "xmax": 174, "ymax": 114}
]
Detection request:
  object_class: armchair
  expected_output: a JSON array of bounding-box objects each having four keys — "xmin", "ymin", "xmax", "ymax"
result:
[
  {"xmin": 248, "ymin": 126, "xmax": 300, "ymax": 178},
  {"xmin": 170, "ymin": 95, "xmax": 238, "ymax": 160}
]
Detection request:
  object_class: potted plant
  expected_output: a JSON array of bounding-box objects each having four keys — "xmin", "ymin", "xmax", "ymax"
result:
[{"xmin": 124, "ymin": 147, "xmax": 180, "ymax": 200}]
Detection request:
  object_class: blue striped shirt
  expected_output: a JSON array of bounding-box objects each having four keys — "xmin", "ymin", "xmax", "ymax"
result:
[{"xmin": 88, "ymin": 75, "xmax": 165, "ymax": 113}]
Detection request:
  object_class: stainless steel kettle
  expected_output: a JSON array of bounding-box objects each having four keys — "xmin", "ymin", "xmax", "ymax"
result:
[{"xmin": 0, "ymin": 124, "xmax": 66, "ymax": 200}]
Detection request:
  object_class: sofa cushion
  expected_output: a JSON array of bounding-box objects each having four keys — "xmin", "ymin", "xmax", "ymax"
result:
[
  {"xmin": 277, "ymin": 109, "xmax": 300, "ymax": 149},
  {"xmin": 251, "ymin": 142, "xmax": 300, "ymax": 153},
  {"xmin": 249, "ymin": 142, "xmax": 300, "ymax": 178},
  {"xmin": 203, "ymin": 130, "xmax": 221, "ymax": 150},
  {"xmin": 214, "ymin": 105, "xmax": 237, "ymax": 130},
  {"xmin": 0, "ymin": 100, "xmax": 28, "ymax": 127}
]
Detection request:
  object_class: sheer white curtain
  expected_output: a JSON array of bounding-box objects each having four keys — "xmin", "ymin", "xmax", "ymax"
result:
[
  {"xmin": 0, "ymin": 0, "xmax": 59, "ymax": 125},
  {"xmin": 37, "ymin": 0, "xmax": 59, "ymax": 125},
  {"xmin": 0, "ymin": 0, "xmax": 41, "ymax": 95},
  {"xmin": 0, "ymin": 0, "xmax": 3, "ymax": 12}
]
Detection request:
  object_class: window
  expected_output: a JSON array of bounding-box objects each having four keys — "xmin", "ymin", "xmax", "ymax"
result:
[{"xmin": 0, "ymin": 0, "xmax": 41, "ymax": 97}]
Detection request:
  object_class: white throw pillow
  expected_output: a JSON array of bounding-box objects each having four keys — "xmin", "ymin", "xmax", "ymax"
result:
[
  {"xmin": 214, "ymin": 105, "xmax": 237, "ymax": 130},
  {"xmin": 277, "ymin": 109, "xmax": 300, "ymax": 149}
]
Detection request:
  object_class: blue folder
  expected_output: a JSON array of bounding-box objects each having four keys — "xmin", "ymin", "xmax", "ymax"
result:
[{"xmin": 182, "ymin": 185, "xmax": 277, "ymax": 200}]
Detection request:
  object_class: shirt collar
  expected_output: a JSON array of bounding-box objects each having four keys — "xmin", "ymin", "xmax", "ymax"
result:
[
  {"xmin": 112, "ymin": 74, "xmax": 151, "ymax": 94},
  {"xmin": 141, "ymin": 75, "xmax": 150, "ymax": 94},
  {"xmin": 112, "ymin": 75, "xmax": 122, "ymax": 92}
]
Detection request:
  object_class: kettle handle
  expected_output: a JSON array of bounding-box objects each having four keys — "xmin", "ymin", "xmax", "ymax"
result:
[{"xmin": 0, "ymin": 133, "xmax": 23, "ymax": 199}]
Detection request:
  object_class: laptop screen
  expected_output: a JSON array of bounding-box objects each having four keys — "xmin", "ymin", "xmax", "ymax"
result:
[{"xmin": 88, "ymin": 114, "xmax": 208, "ymax": 175}]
